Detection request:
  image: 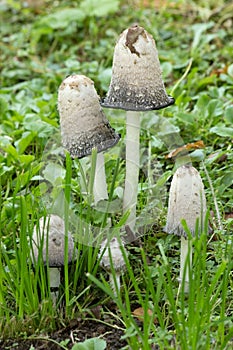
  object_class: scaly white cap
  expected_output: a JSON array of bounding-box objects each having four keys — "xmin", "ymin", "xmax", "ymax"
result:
[
  {"xmin": 58, "ymin": 74, "xmax": 120, "ymax": 158},
  {"xmin": 164, "ymin": 165, "xmax": 207, "ymax": 237},
  {"xmin": 99, "ymin": 237, "xmax": 126, "ymax": 272},
  {"xmin": 101, "ymin": 24, "xmax": 174, "ymax": 111},
  {"xmin": 32, "ymin": 215, "xmax": 75, "ymax": 267}
]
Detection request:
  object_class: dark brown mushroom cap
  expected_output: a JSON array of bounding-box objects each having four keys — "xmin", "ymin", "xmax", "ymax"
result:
[
  {"xmin": 164, "ymin": 165, "xmax": 207, "ymax": 238},
  {"xmin": 101, "ymin": 24, "xmax": 174, "ymax": 111},
  {"xmin": 58, "ymin": 75, "xmax": 120, "ymax": 158},
  {"xmin": 32, "ymin": 215, "xmax": 75, "ymax": 267}
]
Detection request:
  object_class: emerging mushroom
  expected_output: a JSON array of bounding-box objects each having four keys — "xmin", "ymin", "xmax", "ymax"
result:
[
  {"xmin": 101, "ymin": 24, "xmax": 174, "ymax": 231},
  {"xmin": 32, "ymin": 214, "xmax": 75, "ymax": 303},
  {"xmin": 164, "ymin": 164, "xmax": 208, "ymax": 293},
  {"xmin": 58, "ymin": 74, "xmax": 120, "ymax": 205},
  {"xmin": 99, "ymin": 236, "xmax": 127, "ymax": 295}
]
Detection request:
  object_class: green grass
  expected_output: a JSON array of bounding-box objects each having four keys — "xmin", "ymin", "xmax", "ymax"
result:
[
  {"xmin": 88, "ymin": 223, "xmax": 233, "ymax": 349},
  {"xmin": 0, "ymin": 0, "xmax": 233, "ymax": 348}
]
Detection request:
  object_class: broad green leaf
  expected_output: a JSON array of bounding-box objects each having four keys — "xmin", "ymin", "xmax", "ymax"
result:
[
  {"xmin": 98, "ymin": 68, "xmax": 112, "ymax": 91},
  {"xmin": 161, "ymin": 61, "xmax": 173, "ymax": 78},
  {"xmin": 0, "ymin": 97, "xmax": 8, "ymax": 117},
  {"xmin": 0, "ymin": 165, "xmax": 14, "ymax": 176},
  {"xmin": 80, "ymin": 0, "xmax": 119, "ymax": 17},
  {"xmin": 157, "ymin": 118, "xmax": 181, "ymax": 149},
  {"xmin": 157, "ymin": 119, "xmax": 180, "ymax": 136},
  {"xmin": 14, "ymin": 131, "xmax": 36, "ymax": 154},
  {"xmin": 196, "ymin": 75, "xmax": 216, "ymax": 89},
  {"xmin": 23, "ymin": 114, "xmax": 55, "ymax": 138},
  {"xmin": 18, "ymin": 155, "xmax": 35, "ymax": 166},
  {"xmin": 0, "ymin": 135, "xmax": 12, "ymax": 148},
  {"xmin": 43, "ymin": 162, "xmax": 66, "ymax": 184},
  {"xmin": 210, "ymin": 125, "xmax": 233, "ymax": 138},
  {"xmin": 190, "ymin": 149, "xmax": 205, "ymax": 162},
  {"xmin": 222, "ymin": 172, "xmax": 233, "ymax": 188},
  {"xmin": 207, "ymin": 99, "xmax": 223, "ymax": 118},
  {"xmin": 175, "ymin": 112, "xmax": 196, "ymax": 125},
  {"xmin": 195, "ymin": 94, "xmax": 210, "ymax": 113},
  {"xmin": 72, "ymin": 337, "xmax": 106, "ymax": 350},
  {"xmin": 225, "ymin": 106, "xmax": 233, "ymax": 124},
  {"xmin": 191, "ymin": 22, "xmax": 214, "ymax": 54},
  {"xmin": 38, "ymin": 8, "xmax": 86, "ymax": 29},
  {"xmin": 5, "ymin": 144, "xmax": 19, "ymax": 159},
  {"xmin": 151, "ymin": 135, "xmax": 163, "ymax": 149}
]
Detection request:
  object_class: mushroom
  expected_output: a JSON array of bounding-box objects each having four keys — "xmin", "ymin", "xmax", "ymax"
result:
[
  {"xmin": 99, "ymin": 236, "xmax": 127, "ymax": 295},
  {"xmin": 101, "ymin": 24, "xmax": 174, "ymax": 231},
  {"xmin": 58, "ymin": 74, "xmax": 120, "ymax": 205},
  {"xmin": 164, "ymin": 164, "xmax": 208, "ymax": 293},
  {"xmin": 32, "ymin": 214, "xmax": 75, "ymax": 303}
]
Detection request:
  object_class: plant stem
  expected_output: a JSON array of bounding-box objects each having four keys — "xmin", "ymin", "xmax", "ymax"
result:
[
  {"xmin": 202, "ymin": 161, "xmax": 223, "ymax": 231},
  {"xmin": 179, "ymin": 236, "xmax": 192, "ymax": 294},
  {"xmin": 93, "ymin": 152, "xmax": 108, "ymax": 205},
  {"xmin": 123, "ymin": 111, "xmax": 140, "ymax": 231},
  {"xmin": 170, "ymin": 58, "xmax": 193, "ymax": 96}
]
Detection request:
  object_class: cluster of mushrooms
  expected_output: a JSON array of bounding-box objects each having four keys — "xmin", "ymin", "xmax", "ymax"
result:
[{"xmin": 32, "ymin": 24, "xmax": 208, "ymax": 300}]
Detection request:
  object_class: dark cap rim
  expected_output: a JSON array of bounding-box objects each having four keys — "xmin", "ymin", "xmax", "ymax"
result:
[{"xmin": 100, "ymin": 96, "xmax": 175, "ymax": 111}]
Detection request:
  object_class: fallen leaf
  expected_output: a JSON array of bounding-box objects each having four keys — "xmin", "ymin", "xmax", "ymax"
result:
[
  {"xmin": 132, "ymin": 307, "xmax": 158, "ymax": 324},
  {"xmin": 210, "ymin": 65, "xmax": 229, "ymax": 76},
  {"xmin": 166, "ymin": 140, "xmax": 205, "ymax": 159}
]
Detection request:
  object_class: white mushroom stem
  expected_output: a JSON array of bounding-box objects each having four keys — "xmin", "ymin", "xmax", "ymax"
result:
[
  {"xmin": 49, "ymin": 267, "xmax": 61, "ymax": 304},
  {"xmin": 123, "ymin": 111, "xmax": 140, "ymax": 231},
  {"xmin": 179, "ymin": 236, "xmax": 192, "ymax": 294},
  {"xmin": 93, "ymin": 152, "xmax": 108, "ymax": 205}
]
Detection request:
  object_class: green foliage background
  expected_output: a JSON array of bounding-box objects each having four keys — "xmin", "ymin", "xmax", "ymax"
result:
[{"xmin": 0, "ymin": 0, "xmax": 233, "ymax": 348}]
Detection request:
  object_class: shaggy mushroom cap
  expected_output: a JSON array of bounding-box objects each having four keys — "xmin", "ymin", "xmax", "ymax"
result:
[
  {"xmin": 32, "ymin": 215, "xmax": 74, "ymax": 267},
  {"xmin": 58, "ymin": 74, "xmax": 120, "ymax": 158},
  {"xmin": 99, "ymin": 237, "xmax": 126, "ymax": 273},
  {"xmin": 164, "ymin": 165, "xmax": 207, "ymax": 238},
  {"xmin": 101, "ymin": 24, "xmax": 174, "ymax": 111}
]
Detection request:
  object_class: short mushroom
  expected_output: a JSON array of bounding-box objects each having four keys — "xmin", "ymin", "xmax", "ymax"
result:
[
  {"xmin": 58, "ymin": 74, "xmax": 120, "ymax": 205},
  {"xmin": 99, "ymin": 236, "xmax": 127, "ymax": 295},
  {"xmin": 164, "ymin": 164, "xmax": 208, "ymax": 293},
  {"xmin": 32, "ymin": 214, "xmax": 75, "ymax": 303},
  {"xmin": 101, "ymin": 24, "xmax": 174, "ymax": 231}
]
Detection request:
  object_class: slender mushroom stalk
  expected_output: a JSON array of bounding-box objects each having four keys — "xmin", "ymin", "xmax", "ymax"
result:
[
  {"xmin": 93, "ymin": 152, "xmax": 108, "ymax": 205},
  {"xmin": 123, "ymin": 111, "xmax": 140, "ymax": 230},
  {"xmin": 99, "ymin": 236, "xmax": 127, "ymax": 296},
  {"xmin": 58, "ymin": 74, "xmax": 120, "ymax": 206},
  {"xmin": 164, "ymin": 164, "xmax": 208, "ymax": 293},
  {"xmin": 101, "ymin": 24, "xmax": 174, "ymax": 231},
  {"xmin": 180, "ymin": 235, "xmax": 191, "ymax": 293},
  {"xmin": 32, "ymin": 214, "xmax": 75, "ymax": 304}
]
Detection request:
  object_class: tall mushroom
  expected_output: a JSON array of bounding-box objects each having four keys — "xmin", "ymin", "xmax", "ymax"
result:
[
  {"xmin": 164, "ymin": 164, "xmax": 208, "ymax": 293},
  {"xmin": 101, "ymin": 24, "xmax": 174, "ymax": 231},
  {"xmin": 58, "ymin": 74, "xmax": 120, "ymax": 205},
  {"xmin": 99, "ymin": 236, "xmax": 127, "ymax": 295},
  {"xmin": 32, "ymin": 214, "xmax": 75, "ymax": 303}
]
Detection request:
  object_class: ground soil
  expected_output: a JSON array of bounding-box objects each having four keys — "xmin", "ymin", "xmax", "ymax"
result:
[{"xmin": 0, "ymin": 318, "xmax": 127, "ymax": 349}]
